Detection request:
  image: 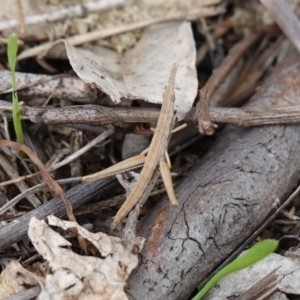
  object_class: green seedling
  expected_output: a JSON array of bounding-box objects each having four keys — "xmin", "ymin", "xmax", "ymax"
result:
[
  {"xmin": 7, "ymin": 33, "xmax": 24, "ymax": 144},
  {"xmin": 192, "ymin": 239, "xmax": 279, "ymax": 300}
]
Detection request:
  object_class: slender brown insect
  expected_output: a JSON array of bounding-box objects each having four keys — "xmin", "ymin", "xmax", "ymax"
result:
[{"xmin": 110, "ymin": 63, "xmax": 179, "ymax": 229}]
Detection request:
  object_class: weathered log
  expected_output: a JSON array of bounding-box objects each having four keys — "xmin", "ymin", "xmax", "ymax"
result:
[{"xmin": 127, "ymin": 45, "xmax": 300, "ymax": 299}]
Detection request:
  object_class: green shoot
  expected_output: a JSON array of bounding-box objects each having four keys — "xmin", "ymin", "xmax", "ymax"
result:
[
  {"xmin": 8, "ymin": 33, "xmax": 24, "ymax": 144},
  {"xmin": 192, "ymin": 239, "xmax": 279, "ymax": 300}
]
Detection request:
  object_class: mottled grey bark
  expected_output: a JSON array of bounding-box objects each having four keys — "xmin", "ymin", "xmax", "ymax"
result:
[{"xmin": 127, "ymin": 45, "xmax": 300, "ymax": 299}]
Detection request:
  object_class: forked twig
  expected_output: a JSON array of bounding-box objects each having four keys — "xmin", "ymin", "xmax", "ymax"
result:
[{"xmin": 195, "ymin": 32, "xmax": 263, "ymax": 135}]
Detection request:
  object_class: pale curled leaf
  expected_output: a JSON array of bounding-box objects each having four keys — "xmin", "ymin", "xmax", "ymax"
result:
[
  {"xmin": 0, "ymin": 261, "xmax": 43, "ymax": 299},
  {"xmin": 42, "ymin": 21, "xmax": 197, "ymax": 120},
  {"xmin": 28, "ymin": 216, "xmax": 145, "ymax": 300}
]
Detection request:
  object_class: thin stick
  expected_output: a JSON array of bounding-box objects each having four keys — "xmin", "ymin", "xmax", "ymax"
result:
[
  {"xmin": 0, "ymin": 177, "xmax": 82, "ymax": 215},
  {"xmin": 0, "ymin": 0, "xmax": 131, "ymax": 32},
  {"xmin": 0, "ymin": 140, "xmax": 76, "ymax": 222},
  {"xmin": 48, "ymin": 127, "xmax": 114, "ymax": 172},
  {"xmin": 17, "ymin": 104, "xmax": 300, "ymax": 128},
  {"xmin": 0, "ymin": 152, "xmax": 41, "ymax": 207},
  {"xmin": 0, "ymin": 171, "xmax": 39, "ymax": 187},
  {"xmin": 195, "ymin": 32, "xmax": 263, "ymax": 135},
  {"xmin": 17, "ymin": 6, "xmax": 225, "ymax": 60}
]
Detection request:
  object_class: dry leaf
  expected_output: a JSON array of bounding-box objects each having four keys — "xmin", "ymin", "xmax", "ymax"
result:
[
  {"xmin": 0, "ymin": 261, "xmax": 43, "ymax": 299},
  {"xmin": 28, "ymin": 216, "xmax": 145, "ymax": 300},
  {"xmin": 43, "ymin": 21, "xmax": 197, "ymax": 120}
]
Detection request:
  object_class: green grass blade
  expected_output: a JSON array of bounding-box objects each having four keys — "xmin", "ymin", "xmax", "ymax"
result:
[
  {"xmin": 192, "ymin": 239, "xmax": 279, "ymax": 300},
  {"xmin": 8, "ymin": 33, "xmax": 24, "ymax": 144}
]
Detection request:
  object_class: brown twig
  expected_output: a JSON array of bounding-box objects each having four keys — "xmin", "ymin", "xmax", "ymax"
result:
[
  {"xmin": 18, "ymin": 104, "xmax": 300, "ymax": 129},
  {"xmin": 17, "ymin": 6, "xmax": 225, "ymax": 60},
  {"xmin": 194, "ymin": 32, "xmax": 263, "ymax": 135},
  {"xmin": 220, "ymin": 35, "xmax": 284, "ymax": 107},
  {"xmin": 209, "ymin": 106, "xmax": 300, "ymax": 126},
  {"xmin": 0, "ymin": 140, "xmax": 76, "ymax": 222}
]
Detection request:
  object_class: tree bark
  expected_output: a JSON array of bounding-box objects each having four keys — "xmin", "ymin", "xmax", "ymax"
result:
[{"xmin": 127, "ymin": 45, "xmax": 300, "ymax": 299}]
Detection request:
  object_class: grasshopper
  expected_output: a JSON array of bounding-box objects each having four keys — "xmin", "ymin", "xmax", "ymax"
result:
[{"xmin": 83, "ymin": 64, "xmax": 179, "ymax": 229}]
